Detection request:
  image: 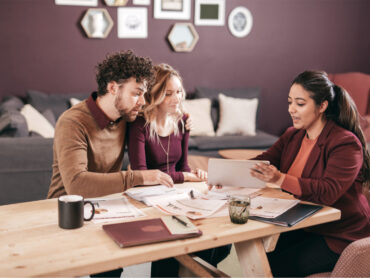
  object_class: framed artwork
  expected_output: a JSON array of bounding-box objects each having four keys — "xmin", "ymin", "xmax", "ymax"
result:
[
  {"xmin": 194, "ymin": 0, "xmax": 225, "ymax": 26},
  {"xmin": 228, "ymin": 6, "xmax": 253, "ymax": 38},
  {"xmin": 118, "ymin": 8, "xmax": 148, "ymax": 39},
  {"xmin": 104, "ymin": 0, "xmax": 128, "ymax": 6},
  {"xmin": 154, "ymin": 0, "xmax": 191, "ymax": 20},
  {"xmin": 133, "ymin": 0, "xmax": 150, "ymax": 5},
  {"xmin": 80, "ymin": 8, "xmax": 114, "ymax": 39},
  {"xmin": 167, "ymin": 23, "xmax": 199, "ymax": 52},
  {"xmin": 55, "ymin": 0, "xmax": 97, "ymax": 6}
]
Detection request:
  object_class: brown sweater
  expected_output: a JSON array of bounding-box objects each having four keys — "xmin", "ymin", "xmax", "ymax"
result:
[{"xmin": 47, "ymin": 95, "xmax": 143, "ymax": 198}]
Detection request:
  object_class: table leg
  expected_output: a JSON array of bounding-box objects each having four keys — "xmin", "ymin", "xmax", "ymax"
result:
[{"xmin": 235, "ymin": 239, "xmax": 273, "ymax": 277}]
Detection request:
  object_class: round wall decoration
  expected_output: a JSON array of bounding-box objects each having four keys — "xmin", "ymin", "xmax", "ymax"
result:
[{"xmin": 228, "ymin": 6, "xmax": 253, "ymax": 38}]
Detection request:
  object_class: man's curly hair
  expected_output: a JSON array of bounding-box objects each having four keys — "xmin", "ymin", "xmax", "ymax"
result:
[{"xmin": 96, "ymin": 50, "xmax": 154, "ymax": 96}]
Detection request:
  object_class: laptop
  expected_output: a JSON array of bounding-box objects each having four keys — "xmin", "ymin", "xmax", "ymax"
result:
[{"xmin": 208, "ymin": 158, "xmax": 269, "ymax": 188}]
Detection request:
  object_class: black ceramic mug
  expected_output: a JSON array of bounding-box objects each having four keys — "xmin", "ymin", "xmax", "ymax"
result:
[{"xmin": 58, "ymin": 195, "xmax": 95, "ymax": 229}]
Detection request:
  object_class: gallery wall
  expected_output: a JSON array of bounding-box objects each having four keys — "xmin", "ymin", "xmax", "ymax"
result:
[{"xmin": 0, "ymin": 0, "xmax": 369, "ymax": 135}]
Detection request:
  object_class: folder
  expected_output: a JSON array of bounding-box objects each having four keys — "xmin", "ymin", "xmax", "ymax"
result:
[
  {"xmin": 249, "ymin": 203, "xmax": 323, "ymax": 227},
  {"xmin": 103, "ymin": 218, "xmax": 202, "ymax": 248}
]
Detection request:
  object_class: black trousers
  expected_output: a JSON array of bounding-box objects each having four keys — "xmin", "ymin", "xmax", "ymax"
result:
[
  {"xmin": 267, "ymin": 229, "xmax": 340, "ymax": 277},
  {"xmin": 151, "ymin": 244, "xmax": 232, "ymax": 277},
  {"xmin": 90, "ymin": 268, "xmax": 123, "ymax": 278}
]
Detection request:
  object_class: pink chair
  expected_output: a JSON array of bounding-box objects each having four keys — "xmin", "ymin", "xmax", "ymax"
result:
[
  {"xmin": 328, "ymin": 72, "xmax": 370, "ymax": 142},
  {"xmin": 307, "ymin": 236, "xmax": 370, "ymax": 277}
]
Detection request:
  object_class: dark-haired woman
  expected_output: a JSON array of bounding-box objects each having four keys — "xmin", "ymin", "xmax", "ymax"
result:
[{"xmin": 250, "ymin": 70, "xmax": 370, "ymax": 277}]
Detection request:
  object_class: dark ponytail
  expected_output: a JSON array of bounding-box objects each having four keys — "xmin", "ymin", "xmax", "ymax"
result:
[{"xmin": 293, "ymin": 71, "xmax": 370, "ymax": 187}]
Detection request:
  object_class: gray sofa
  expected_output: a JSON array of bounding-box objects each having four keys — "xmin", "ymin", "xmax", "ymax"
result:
[{"xmin": 0, "ymin": 88, "xmax": 278, "ymax": 206}]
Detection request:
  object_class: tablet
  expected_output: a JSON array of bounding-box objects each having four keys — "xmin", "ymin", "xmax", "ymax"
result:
[{"xmin": 208, "ymin": 158, "xmax": 269, "ymax": 188}]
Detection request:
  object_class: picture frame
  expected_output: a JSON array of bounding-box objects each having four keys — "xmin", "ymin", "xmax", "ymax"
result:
[
  {"xmin": 133, "ymin": 0, "xmax": 150, "ymax": 5},
  {"xmin": 80, "ymin": 8, "xmax": 114, "ymax": 39},
  {"xmin": 228, "ymin": 6, "xmax": 253, "ymax": 38},
  {"xmin": 167, "ymin": 23, "xmax": 199, "ymax": 52},
  {"xmin": 104, "ymin": 0, "xmax": 128, "ymax": 6},
  {"xmin": 55, "ymin": 0, "xmax": 97, "ymax": 6},
  {"xmin": 118, "ymin": 8, "xmax": 148, "ymax": 39},
  {"xmin": 154, "ymin": 0, "xmax": 191, "ymax": 20},
  {"xmin": 194, "ymin": 0, "xmax": 225, "ymax": 26}
]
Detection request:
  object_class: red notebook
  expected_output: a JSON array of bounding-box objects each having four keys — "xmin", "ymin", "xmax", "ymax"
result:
[{"xmin": 103, "ymin": 218, "xmax": 202, "ymax": 247}]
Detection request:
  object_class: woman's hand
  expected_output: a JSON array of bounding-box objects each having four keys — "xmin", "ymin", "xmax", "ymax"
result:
[
  {"xmin": 184, "ymin": 113, "xmax": 193, "ymax": 131},
  {"xmin": 183, "ymin": 168, "xmax": 207, "ymax": 182},
  {"xmin": 250, "ymin": 163, "xmax": 282, "ymax": 184}
]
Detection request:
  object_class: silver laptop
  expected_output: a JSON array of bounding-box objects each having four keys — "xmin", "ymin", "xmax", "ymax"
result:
[{"xmin": 208, "ymin": 158, "xmax": 270, "ymax": 188}]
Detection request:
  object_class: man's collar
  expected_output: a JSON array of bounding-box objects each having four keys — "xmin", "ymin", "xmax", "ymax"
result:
[{"xmin": 86, "ymin": 92, "xmax": 122, "ymax": 129}]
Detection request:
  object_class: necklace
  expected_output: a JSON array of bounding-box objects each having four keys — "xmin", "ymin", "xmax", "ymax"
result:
[{"xmin": 158, "ymin": 135, "xmax": 170, "ymax": 174}]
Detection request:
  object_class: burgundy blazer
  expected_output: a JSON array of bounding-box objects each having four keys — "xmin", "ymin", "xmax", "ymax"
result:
[{"xmin": 255, "ymin": 120, "xmax": 370, "ymax": 254}]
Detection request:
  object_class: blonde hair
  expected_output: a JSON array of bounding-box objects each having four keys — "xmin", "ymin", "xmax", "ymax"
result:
[{"xmin": 143, "ymin": 63, "xmax": 186, "ymax": 141}]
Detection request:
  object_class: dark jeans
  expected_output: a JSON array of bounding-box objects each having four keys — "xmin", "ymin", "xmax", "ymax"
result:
[
  {"xmin": 151, "ymin": 244, "xmax": 232, "ymax": 277},
  {"xmin": 267, "ymin": 229, "xmax": 340, "ymax": 277},
  {"xmin": 90, "ymin": 268, "xmax": 123, "ymax": 278}
]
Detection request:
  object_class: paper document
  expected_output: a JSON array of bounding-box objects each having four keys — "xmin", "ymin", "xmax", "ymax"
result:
[
  {"xmin": 125, "ymin": 185, "xmax": 185, "ymax": 205},
  {"xmin": 250, "ymin": 197, "xmax": 299, "ymax": 218},
  {"xmin": 154, "ymin": 198, "xmax": 226, "ymax": 219},
  {"xmin": 86, "ymin": 196, "xmax": 145, "ymax": 223}
]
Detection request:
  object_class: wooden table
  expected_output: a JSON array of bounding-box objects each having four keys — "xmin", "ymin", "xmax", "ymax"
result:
[
  {"xmin": 218, "ymin": 149, "xmax": 265, "ymax": 160},
  {"xmin": 0, "ymin": 188, "xmax": 340, "ymax": 277}
]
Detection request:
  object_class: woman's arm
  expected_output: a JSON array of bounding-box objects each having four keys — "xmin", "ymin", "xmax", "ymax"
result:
[
  {"xmin": 127, "ymin": 118, "xmax": 148, "ymax": 170},
  {"xmin": 298, "ymin": 136, "xmax": 363, "ymax": 205}
]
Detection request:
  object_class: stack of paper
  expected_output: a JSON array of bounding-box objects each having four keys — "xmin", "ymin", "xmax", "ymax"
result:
[
  {"xmin": 250, "ymin": 197, "xmax": 299, "ymax": 218},
  {"xmin": 125, "ymin": 185, "xmax": 192, "ymax": 206},
  {"xmin": 86, "ymin": 196, "xmax": 145, "ymax": 223}
]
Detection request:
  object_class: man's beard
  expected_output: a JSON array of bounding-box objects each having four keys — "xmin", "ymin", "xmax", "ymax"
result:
[{"xmin": 115, "ymin": 94, "xmax": 139, "ymax": 122}]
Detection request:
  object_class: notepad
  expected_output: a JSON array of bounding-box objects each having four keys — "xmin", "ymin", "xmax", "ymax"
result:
[{"xmin": 103, "ymin": 218, "xmax": 202, "ymax": 248}]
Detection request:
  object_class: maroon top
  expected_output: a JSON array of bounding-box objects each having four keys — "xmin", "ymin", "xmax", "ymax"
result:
[
  {"xmin": 127, "ymin": 115, "xmax": 191, "ymax": 183},
  {"xmin": 255, "ymin": 120, "xmax": 370, "ymax": 254}
]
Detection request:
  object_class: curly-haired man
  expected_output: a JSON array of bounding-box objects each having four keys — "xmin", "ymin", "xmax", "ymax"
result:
[{"xmin": 48, "ymin": 50, "xmax": 176, "ymax": 201}]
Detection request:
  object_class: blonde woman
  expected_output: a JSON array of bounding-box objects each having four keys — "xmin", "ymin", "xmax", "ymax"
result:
[
  {"xmin": 128, "ymin": 63, "xmax": 206, "ymax": 184},
  {"xmin": 127, "ymin": 64, "xmax": 230, "ymax": 277}
]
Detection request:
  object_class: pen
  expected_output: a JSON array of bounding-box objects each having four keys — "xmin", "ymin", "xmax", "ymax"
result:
[{"xmin": 172, "ymin": 215, "xmax": 188, "ymax": 227}]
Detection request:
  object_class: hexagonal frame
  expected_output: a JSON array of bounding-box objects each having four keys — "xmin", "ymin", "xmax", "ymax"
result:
[
  {"xmin": 104, "ymin": 0, "xmax": 128, "ymax": 6},
  {"xmin": 167, "ymin": 23, "xmax": 199, "ymax": 52},
  {"xmin": 80, "ymin": 8, "xmax": 114, "ymax": 39}
]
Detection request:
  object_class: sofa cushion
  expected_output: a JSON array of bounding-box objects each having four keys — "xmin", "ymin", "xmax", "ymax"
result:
[
  {"xmin": 20, "ymin": 104, "xmax": 54, "ymax": 138},
  {"xmin": 195, "ymin": 87, "xmax": 261, "ymax": 130},
  {"xmin": 0, "ymin": 110, "xmax": 29, "ymax": 137},
  {"xmin": 183, "ymin": 98, "xmax": 215, "ymax": 136},
  {"xmin": 27, "ymin": 90, "xmax": 89, "ymax": 119},
  {"xmin": 0, "ymin": 96, "xmax": 24, "ymax": 113},
  {"xmin": 216, "ymin": 94, "xmax": 258, "ymax": 136},
  {"xmin": 0, "ymin": 137, "xmax": 54, "ymax": 205},
  {"xmin": 191, "ymin": 130, "xmax": 278, "ymax": 150}
]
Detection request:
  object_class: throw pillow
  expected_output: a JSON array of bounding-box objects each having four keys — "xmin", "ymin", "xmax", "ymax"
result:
[
  {"xmin": 195, "ymin": 87, "xmax": 261, "ymax": 130},
  {"xmin": 0, "ymin": 96, "xmax": 24, "ymax": 114},
  {"xmin": 0, "ymin": 110, "xmax": 28, "ymax": 137},
  {"xmin": 42, "ymin": 109, "xmax": 56, "ymax": 127},
  {"xmin": 216, "ymin": 93, "xmax": 258, "ymax": 136},
  {"xmin": 20, "ymin": 104, "xmax": 54, "ymax": 138},
  {"xmin": 70, "ymin": 98, "xmax": 82, "ymax": 106},
  {"xmin": 183, "ymin": 98, "xmax": 215, "ymax": 136}
]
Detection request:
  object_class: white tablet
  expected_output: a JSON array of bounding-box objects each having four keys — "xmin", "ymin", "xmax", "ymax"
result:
[{"xmin": 208, "ymin": 158, "xmax": 270, "ymax": 188}]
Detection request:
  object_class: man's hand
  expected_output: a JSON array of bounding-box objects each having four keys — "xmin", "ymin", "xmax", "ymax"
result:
[
  {"xmin": 141, "ymin": 170, "xmax": 174, "ymax": 187},
  {"xmin": 184, "ymin": 113, "xmax": 193, "ymax": 131}
]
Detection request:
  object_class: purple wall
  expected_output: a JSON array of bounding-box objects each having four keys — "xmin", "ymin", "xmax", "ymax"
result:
[{"xmin": 0, "ymin": 0, "xmax": 369, "ymax": 135}]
